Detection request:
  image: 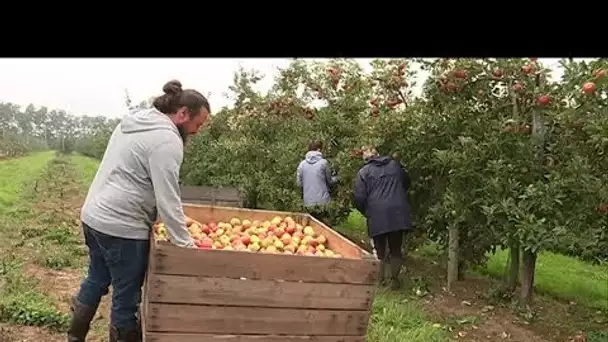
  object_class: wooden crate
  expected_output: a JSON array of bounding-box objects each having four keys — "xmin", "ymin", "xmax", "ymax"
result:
[
  {"xmin": 142, "ymin": 204, "xmax": 380, "ymax": 342},
  {"xmin": 180, "ymin": 185, "xmax": 244, "ymax": 208}
]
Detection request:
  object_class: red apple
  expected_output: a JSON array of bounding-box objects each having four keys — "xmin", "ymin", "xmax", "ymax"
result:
[
  {"xmin": 583, "ymin": 82, "xmax": 596, "ymax": 94},
  {"xmin": 199, "ymin": 239, "xmax": 213, "ymax": 249},
  {"xmin": 241, "ymin": 235, "xmax": 251, "ymax": 246},
  {"xmin": 512, "ymin": 82, "xmax": 523, "ymax": 92},
  {"xmin": 453, "ymin": 70, "xmax": 467, "ymax": 79},
  {"xmin": 537, "ymin": 95, "xmax": 551, "ymax": 106},
  {"xmin": 522, "ymin": 64, "xmax": 534, "ymax": 75},
  {"xmin": 281, "ymin": 233, "xmax": 292, "ymax": 245}
]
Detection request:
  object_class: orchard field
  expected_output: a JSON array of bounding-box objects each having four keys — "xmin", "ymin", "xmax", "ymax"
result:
[{"xmin": 0, "ymin": 58, "xmax": 606, "ymax": 342}]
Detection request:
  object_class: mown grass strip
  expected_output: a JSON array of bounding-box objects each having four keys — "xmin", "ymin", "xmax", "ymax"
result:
[
  {"xmin": 483, "ymin": 248, "xmax": 608, "ymax": 311},
  {"xmin": 70, "ymin": 153, "xmax": 101, "ymax": 186},
  {"xmin": 0, "ymin": 151, "xmax": 55, "ymax": 214},
  {"xmin": 0, "ymin": 152, "xmax": 78, "ymax": 330}
]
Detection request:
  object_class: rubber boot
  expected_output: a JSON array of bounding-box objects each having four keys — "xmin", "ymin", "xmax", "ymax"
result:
[
  {"xmin": 389, "ymin": 257, "xmax": 404, "ymax": 290},
  {"xmin": 67, "ymin": 297, "xmax": 98, "ymax": 342},
  {"xmin": 109, "ymin": 325, "xmax": 141, "ymax": 342}
]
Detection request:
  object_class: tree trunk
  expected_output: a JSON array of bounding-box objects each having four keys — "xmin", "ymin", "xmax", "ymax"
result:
[
  {"xmin": 519, "ymin": 250, "xmax": 537, "ymax": 307},
  {"xmin": 505, "ymin": 244, "xmax": 520, "ymax": 292},
  {"xmin": 447, "ymin": 224, "xmax": 459, "ymax": 290}
]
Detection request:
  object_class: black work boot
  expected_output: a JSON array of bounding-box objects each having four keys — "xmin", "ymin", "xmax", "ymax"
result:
[
  {"xmin": 67, "ymin": 297, "xmax": 98, "ymax": 342},
  {"xmin": 389, "ymin": 257, "xmax": 404, "ymax": 290},
  {"xmin": 110, "ymin": 325, "xmax": 142, "ymax": 342}
]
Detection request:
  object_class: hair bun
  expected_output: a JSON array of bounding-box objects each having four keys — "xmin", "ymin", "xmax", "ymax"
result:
[{"xmin": 162, "ymin": 80, "xmax": 183, "ymax": 95}]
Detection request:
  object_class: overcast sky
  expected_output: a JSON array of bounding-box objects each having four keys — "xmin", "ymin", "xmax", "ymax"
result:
[{"xmin": 0, "ymin": 58, "xmax": 578, "ymax": 118}]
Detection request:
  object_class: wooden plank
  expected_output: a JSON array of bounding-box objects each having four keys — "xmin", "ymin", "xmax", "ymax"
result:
[
  {"xmin": 151, "ymin": 242, "xmax": 380, "ymax": 285},
  {"xmin": 180, "ymin": 186, "xmax": 243, "ymax": 207},
  {"xmin": 146, "ymin": 304, "xmax": 368, "ymax": 335},
  {"xmin": 181, "ymin": 204, "xmax": 369, "ymax": 259},
  {"xmin": 147, "ymin": 274, "xmax": 374, "ymax": 310},
  {"xmin": 145, "ymin": 333, "xmax": 365, "ymax": 342},
  {"xmin": 184, "ymin": 199, "xmax": 243, "ymax": 208}
]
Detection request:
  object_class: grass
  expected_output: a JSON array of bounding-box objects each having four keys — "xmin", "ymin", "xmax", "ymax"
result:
[
  {"xmin": 0, "ymin": 258, "xmax": 69, "ymax": 331},
  {"xmin": 70, "ymin": 153, "xmax": 100, "ymax": 185},
  {"xmin": 0, "ymin": 151, "xmax": 54, "ymax": 213},
  {"xmin": 368, "ymin": 290, "xmax": 448, "ymax": 342},
  {"xmin": 0, "ymin": 152, "xmax": 72, "ymax": 331},
  {"xmin": 483, "ymin": 248, "xmax": 608, "ymax": 310}
]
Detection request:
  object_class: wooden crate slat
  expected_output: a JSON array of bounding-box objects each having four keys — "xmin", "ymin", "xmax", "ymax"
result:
[
  {"xmin": 151, "ymin": 243, "xmax": 379, "ymax": 285},
  {"xmin": 180, "ymin": 186, "xmax": 244, "ymax": 208},
  {"xmin": 146, "ymin": 304, "xmax": 367, "ymax": 336},
  {"xmin": 306, "ymin": 216, "xmax": 368, "ymax": 260},
  {"xmin": 147, "ymin": 274, "xmax": 374, "ymax": 310},
  {"xmin": 145, "ymin": 333, "xmax": 365, "ymax": 342}
]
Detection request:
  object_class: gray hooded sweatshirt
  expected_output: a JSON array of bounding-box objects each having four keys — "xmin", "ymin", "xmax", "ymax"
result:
[
  {"xmin": 80, "ymin": 108, "xmax": 194, "ymax": 247},
  {"xmin": 296, "ymin": 150, "xmax": 339, "ymax": 207}
]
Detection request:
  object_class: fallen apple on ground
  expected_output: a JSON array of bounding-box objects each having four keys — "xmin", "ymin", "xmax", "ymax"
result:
[{"xmin": 153, "ymin": 215, "xmax": 342, "ymax": 258}]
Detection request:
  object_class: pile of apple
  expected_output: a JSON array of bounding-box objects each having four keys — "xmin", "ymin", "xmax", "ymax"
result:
[{"xmin": 153, "ymin": 215, "xmax": 342, "ymax": 258}]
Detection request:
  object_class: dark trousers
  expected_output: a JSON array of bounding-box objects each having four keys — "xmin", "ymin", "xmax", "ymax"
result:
[
  {"xmin": 372, "ymin": 231, "xmax": 405, "ymax": 261},
  {"xmin": 76, "ymin": 222, "xmax": 149, "ymax": 330}
]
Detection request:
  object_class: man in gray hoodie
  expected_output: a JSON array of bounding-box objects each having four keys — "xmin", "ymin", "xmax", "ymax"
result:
[
  {"xmin": 67, "ymin": 80, "xmax": 210, "ymax": 342},
  {"xmin": 296, "ymin": 141, "xmax": 339, "ymax": 222}
]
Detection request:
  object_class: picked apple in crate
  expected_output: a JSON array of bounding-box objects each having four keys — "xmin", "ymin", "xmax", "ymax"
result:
[{"xmin": 153, "ymin": 215, "xmax": 342, "ymax": 258}]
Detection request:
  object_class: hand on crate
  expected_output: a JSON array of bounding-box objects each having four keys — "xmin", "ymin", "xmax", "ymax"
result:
[{"xmin": 153, "ymin": 222, "xmax": 196, "ymax": 248}]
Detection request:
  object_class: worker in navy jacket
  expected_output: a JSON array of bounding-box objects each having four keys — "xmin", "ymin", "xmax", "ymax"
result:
[{"xmin": 354, "ymin": 147, "xmax": 412, "ymax": 289}]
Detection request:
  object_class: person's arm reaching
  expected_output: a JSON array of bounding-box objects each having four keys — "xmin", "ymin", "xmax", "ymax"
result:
[
  {"xmin": 149, "ymin": 139, "xmax": 195, "ymax": 248},
  {"xmin": 399, "ymin": 164, "xmax": 412, "ymax": 192},
  {"xmin": 323, "ymin": 160, "xmax": 339, "ymax": 186}
]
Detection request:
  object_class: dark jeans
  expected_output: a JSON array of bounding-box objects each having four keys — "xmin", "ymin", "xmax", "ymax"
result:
[
  {"xmin": 76, "ymin": 222, "xmax": 149, "ymax": 330},
  {"xmin": 372, "ymin": 231, "xmax": 405, "ymax": 261}
]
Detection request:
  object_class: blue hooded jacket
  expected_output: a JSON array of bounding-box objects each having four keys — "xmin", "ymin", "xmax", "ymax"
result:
[{"xmin": 296, "ymin": 151, "xmax": 338, "ymax": 207}]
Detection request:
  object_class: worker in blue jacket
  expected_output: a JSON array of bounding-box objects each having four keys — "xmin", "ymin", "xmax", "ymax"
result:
[{"xmin": 354, "ymin": 147, "xmax": 412, "ymax": 289}]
